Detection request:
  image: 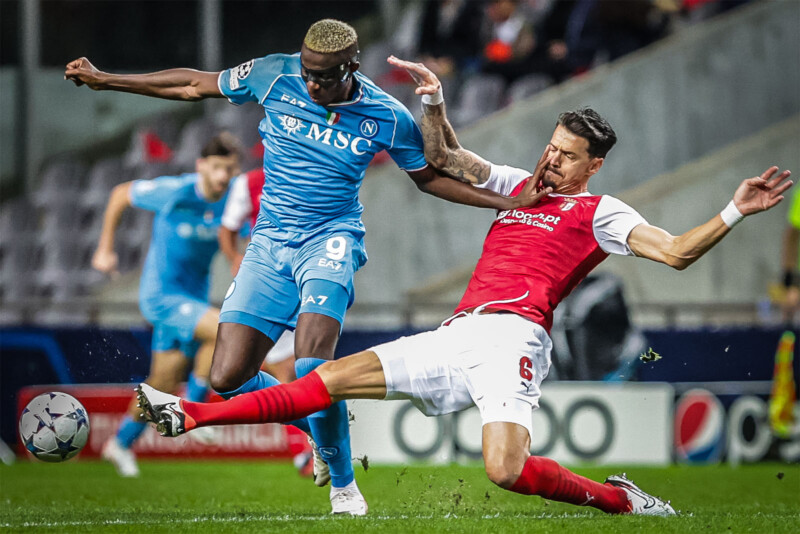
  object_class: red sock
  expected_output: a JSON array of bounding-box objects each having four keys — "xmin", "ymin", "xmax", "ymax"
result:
[
  {"xmin": 180, "ymin": 371, "xmax": 332, "ymax": 430},
  {"xmin": 509, "ymin": 456, "xmax": 631, "ymax": 514}
]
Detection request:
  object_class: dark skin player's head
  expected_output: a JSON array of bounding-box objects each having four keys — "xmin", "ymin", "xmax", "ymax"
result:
[{"xmin": 300, "ymin": 19, "xmax": 360, "ymax": 107}]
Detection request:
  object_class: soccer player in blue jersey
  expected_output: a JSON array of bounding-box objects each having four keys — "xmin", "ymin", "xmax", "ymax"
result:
[
  {"xmin": 92, "ymin": 133, "xmax": 241, "ymax": 477},
  {"xmin": 66, "ymin": 19, "xmax": 543, "ymax": 514}
]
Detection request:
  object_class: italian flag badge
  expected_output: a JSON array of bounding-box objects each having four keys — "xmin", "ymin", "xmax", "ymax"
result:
[{"xmin": 326, "ymin": 111, "xmax": 341, "ymax": 126}]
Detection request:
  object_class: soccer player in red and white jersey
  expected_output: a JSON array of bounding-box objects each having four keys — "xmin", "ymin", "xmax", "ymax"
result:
[
  {"xmin": 218, "ymin": 168, "xmax": 264, "ymax": 277},
  {"xmin": 137, "ymin": 59, "xmax": 792, "ymax": 516}
]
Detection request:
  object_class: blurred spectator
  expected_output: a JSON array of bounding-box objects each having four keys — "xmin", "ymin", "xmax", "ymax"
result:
[
  {"xmin": 417, "ymin": 0, "xmax": 485, "ymax": 78},
  {"xmin": 592, "ymin": 0, "xmax": 672, "ymax": 64},
  {"xmin": 681, "ymin": 0, "xmax": 752, "ymax": 25},
  {"xmin": 532, "ymin": 0, "xmax": 671, "ymax": 82},
  {"xmin": 480, "ymin": 0, "xmax": 539, "ymax": 83}
]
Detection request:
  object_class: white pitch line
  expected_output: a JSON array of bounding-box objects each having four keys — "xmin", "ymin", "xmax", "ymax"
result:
[{"xmin": 2, "ymin": 511, "xmax": 599, "ymax": 529}]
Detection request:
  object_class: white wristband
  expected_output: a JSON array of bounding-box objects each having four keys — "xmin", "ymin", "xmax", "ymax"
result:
[
  {"xmin": 421, "ymin": 87, "xmax": 444, "ymax": 106},
  {"xmin": 720, "ymin": 200, "xmax": 744, "ymax": 228}
]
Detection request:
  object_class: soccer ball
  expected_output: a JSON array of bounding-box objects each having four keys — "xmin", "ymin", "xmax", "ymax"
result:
[{"xmin": 19, "ymin": 392, "xmax": 90, "ymax": 462}]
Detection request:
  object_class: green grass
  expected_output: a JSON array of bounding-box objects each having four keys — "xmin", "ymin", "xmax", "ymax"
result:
[{"xmin": 1, "ymin": 460, "xmax": 798, "ymax": 533}]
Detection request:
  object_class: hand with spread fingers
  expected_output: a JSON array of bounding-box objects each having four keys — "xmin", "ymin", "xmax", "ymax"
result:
[
  {"xmin": 733, "ymin": 166, "xmax": 792, "ymax": 216},
  {"xmin": 387, "ymin": 56, "xmax": 441, "ymax": 96}
]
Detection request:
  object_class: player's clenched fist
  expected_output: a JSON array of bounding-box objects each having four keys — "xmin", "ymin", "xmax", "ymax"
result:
[{"xmin": 64, "ymin": 57, "xmax": 104, "ymax": 89}]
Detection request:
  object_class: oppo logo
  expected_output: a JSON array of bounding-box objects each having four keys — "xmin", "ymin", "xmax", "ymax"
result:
[{"xmin": 392, "ymin": 397, "xmax": 615, "ymax": 460}]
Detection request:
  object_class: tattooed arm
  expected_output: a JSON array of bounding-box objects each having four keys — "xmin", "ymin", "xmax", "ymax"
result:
[{"xmin": 388, "ymin": 56, "xmax": 492, "ymax": 185}]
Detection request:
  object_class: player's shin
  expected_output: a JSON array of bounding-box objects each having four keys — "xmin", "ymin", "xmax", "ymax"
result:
[
  {"xmin": 180, "ymin": 371, "xmax": 332, "ymax": 429},
  {"xmin": 185, "ymin": 372, "xmax": 210, "ymax": 402},
  {"xmin": 116, "ymin": 415, "xmax": 147, "ymax": 448},
  {"xmin": 509, "ymin": 456, "xmax": 630, "ymax": 514},
  {"xmin": 297, "ymin": 358, "xmax": 355, "ymax": 488}
]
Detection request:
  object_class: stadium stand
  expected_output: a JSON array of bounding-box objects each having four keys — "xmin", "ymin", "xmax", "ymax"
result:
[{"xmin": 0, "ymin": 0, "xmax": 795, "ymax": 330}]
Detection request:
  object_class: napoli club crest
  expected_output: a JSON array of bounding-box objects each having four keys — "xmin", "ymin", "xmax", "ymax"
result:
[{"xmin": 359, "ymin": 119, "xmax": 379, "ymax": 138}]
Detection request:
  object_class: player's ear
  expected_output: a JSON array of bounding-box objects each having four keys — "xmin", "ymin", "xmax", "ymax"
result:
[
  {"xmin": 195, "ymin": 158, "xmax": 203, "ymax": 173},
  {"xmin": 587, "ymin": 157, "xmax": 604, "ymax": 176},
  {"xmin": 348, "ymin": 60, "xmax": 359, "ymax": 74}
]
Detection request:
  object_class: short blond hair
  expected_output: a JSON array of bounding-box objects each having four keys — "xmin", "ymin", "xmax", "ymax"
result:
[{"xmin": 303, "ymin": 19, "xmax": 358, "ymax": 54}]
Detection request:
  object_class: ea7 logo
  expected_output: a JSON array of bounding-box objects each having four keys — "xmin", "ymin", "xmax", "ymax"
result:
[
  {"xmin": 280, "ymin": 94, "xmax": 308, "ymax": 108},
  {"xmin": 318, "ymin": 259, "xmax": 342, "ymax": 270},
  {"xmin": 302, "ymin": 294, "xmax": 329, "ymax": 306}
]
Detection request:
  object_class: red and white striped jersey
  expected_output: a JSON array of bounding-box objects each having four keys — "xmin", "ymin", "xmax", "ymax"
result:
[
  {"xmin": 221, "ymin": 168, "xmax": 265, "ymax": 232},
  {"xmin": 454, "ymin": 165, "xmax": 647, "ymax": 332}
]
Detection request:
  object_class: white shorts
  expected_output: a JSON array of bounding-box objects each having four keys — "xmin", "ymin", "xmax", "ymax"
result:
[
  {"xmin": 265, "ymin": 329, "xmax": 295, "ymax": 364},
  {"xmin": 371, "ymin": 312, "xmax": 552, "ymax": 439}
]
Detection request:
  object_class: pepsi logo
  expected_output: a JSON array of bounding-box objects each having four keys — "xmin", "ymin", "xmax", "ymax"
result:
[{"xmin": 674, "ymin": 388, "xmax": 725, "ymax": 463}]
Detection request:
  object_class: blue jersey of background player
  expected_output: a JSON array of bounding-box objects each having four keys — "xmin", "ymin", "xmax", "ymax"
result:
[
  {"xmin": 66, "ymin": 18, "xmax": 543, "ymax": 514},
  {"xmin": 91, "ymin": 133, "xmax": 240, "ymax": 478}
]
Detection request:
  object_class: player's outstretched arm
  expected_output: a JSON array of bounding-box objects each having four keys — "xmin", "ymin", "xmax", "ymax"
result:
[
  {"xmin": 387, "ymin": 56, "xmax": 492, "ymax": 184},
  {"xmin": 65, "ymin": 57, "xmax": 222, "ymax": 101},
  {"xmin": 92, "ymin": 182, "xmax": 134, "ymax": 277},
  {"xmin": 628, "ymin": 166, "xmax": 792, "ymax": 270},
  {"xmin": 407, "ymin": 166, "xmax": 552, "ymax": 211}
]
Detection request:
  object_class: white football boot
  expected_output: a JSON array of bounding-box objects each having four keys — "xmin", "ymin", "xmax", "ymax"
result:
[
  {"xmin": 330, "ymin": 482, "xmax": 368, "ymax": 516},
  {"xmin": 101, "ymin": 437, "xmax": 140, "ymax": 477},
  {"xmin": 605, "ymin": 473, "xmax": 676, "ymax": 516},
  {"xmin": 308, "ymin": 436, "xmax": 331, "ymax": 487},
  {"xmin": 136, "ymin": 384, "xmax": 187, "ymax": 437}
]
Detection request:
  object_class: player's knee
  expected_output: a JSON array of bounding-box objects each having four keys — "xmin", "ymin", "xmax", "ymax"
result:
[
  {"xmin": 483, "ymin": 456, "xmax": 522, "ymax": 489},
  {"xmin": 208, "ymin": 363, "xmax": 246, "ymax": 394},
  {"xmin": 313, "ymin": 360, "xmax": 346, "ymax": 396}
]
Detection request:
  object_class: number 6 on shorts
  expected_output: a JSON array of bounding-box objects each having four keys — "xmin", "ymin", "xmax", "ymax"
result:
[{"xmin": 326, "ymin": 236, "xmax": 347, "ymax": 260}]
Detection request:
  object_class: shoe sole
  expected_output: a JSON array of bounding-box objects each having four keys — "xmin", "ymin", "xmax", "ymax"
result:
[{"xmin": 135, "ymin": 385, "xmax": 170, "ymax": 436}]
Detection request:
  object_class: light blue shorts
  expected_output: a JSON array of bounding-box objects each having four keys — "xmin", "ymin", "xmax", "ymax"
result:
[
  {"xmin": 139, "ymin": 294, "xmax": 208, "ymax": 357},
  {"xmin": 219, "ymin": 225, "xmax": 367, "ymax": 336}
]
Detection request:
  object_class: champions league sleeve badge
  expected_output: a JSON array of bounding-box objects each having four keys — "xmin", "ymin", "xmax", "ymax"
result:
[{"xmin": 229, "ymin": 59, "xmax": 255, "ymax": 91}]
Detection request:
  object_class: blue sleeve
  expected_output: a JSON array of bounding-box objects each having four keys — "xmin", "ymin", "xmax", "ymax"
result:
[
  {"xmin": 129, "ymin": 176, "xmax": 182, "ymax": 212},
  {"xmin": 386, "ymin": 105, "xmax": 428, "ymax": 172},
  {"xmin": 218, "ymin": 55, "xmax": 287, "ymax": 106}
]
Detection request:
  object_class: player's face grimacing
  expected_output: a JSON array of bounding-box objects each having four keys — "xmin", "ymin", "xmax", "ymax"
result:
[
  {"xmin": 300, "ymin": 45, "xmax": 358, "ymax": 106},
  {"xmin": 539, "ymin": 125, "xmax": 604, "ymax": 195},
  {"xmin": 197, "ymin": 155, "xmax": 240, "ymax": 201}
]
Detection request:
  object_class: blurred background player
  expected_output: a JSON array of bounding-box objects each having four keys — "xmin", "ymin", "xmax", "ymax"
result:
[
  {"xmin": 94, "ymin": 133, "xmax": 241, "ymax": 477},
  {"xmin": 65, "ymin": 18, "xmax": 543, "ymax": 513}
]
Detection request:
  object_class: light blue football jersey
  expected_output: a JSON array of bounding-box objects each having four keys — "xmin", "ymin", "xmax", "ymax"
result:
[
  {"xmin": 218, "ymin": 53, "xmax": 428, "ymax": 236},
  {"xmin": 130, "ymin": 174, "xmax": 229, "ymax": 305}
]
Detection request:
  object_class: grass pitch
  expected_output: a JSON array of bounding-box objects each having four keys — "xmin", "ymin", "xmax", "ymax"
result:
[{"xmin": 1, "ymin": 460, "xmax": 797, "ymax": 533}]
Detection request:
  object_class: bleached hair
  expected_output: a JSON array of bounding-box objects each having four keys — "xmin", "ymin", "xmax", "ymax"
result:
[{"xmin": 304, "ymin": 19, "xmax": 358, "ymax": 54}]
